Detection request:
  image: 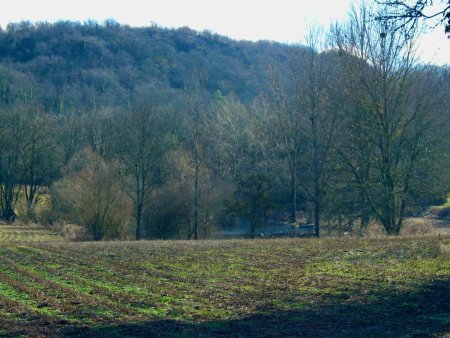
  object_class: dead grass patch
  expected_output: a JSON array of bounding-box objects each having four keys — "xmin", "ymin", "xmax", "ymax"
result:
[
  {"xmin": 364, "ymin": 221, "xmax": 388, "ymax": 238},
  {"xmin": 400, "ymin": 218, "xmax": 436, "ymax": 236},
  {"xmin": 57, "ymin": 223, "xmax": 91, "ymax": 241}
]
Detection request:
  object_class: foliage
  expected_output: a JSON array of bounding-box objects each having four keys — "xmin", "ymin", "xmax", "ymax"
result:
[{"xmin": 0, "ymin": 21, "xmax": 293, "ymax": 108}]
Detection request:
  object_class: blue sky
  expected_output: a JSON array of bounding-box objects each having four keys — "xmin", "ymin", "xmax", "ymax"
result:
[{"xmin": 0, "ymin": 0, "xmax": 448, "ymax": 65}]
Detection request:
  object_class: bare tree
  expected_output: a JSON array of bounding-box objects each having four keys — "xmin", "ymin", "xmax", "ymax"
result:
[
  {"xmin": 297, "ymin": 29, "xmax": 339, "ymax": 237},
  {"xmin": 163, "ymin": 148, "xmax": 220, "ymax": 239},
  {"xmin": 20, "ymin": 108, "xmax": 61, "ymax": 221},
  {"xmin": 82, "ymin": 107, "xmax": 115, "ymax": 159},
  {"xmin": 214, "ymin": 94, "xmax": 274, "ymax": 237},
  {"xmin": 375, "ymin": 0, "xmax": 450, "ymax": 36},
  {"xmin": 181, "ymin": 74, "xmax": 211, "ymax": 240},
  {"xmin": 0, "ymin": 106, "xmax": 28, "ymax": 221},
  {"xmin": 212, "ymin": 93, "xmax": 251, "ymax": 180},
  {"xmin": 269, "ymin": 30, "xmax": 338, "ymax": 236},
  {"xmin": 334, "ymin": 3, "xmax": 437, "ymax": 235},
  {"xmin": 57, "ymin": 111, "xmax": 86, "ymax": 166},
  {"xmin": 268, "ymin": 52, "xmax": 304, "ymax": 224},
  {"xmin": 115, "ymin": 102, "xmax": 168, "ymax": 240}
]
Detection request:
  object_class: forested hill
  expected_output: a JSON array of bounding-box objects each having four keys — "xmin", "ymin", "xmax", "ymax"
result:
[{"xmin": 0, "ymin": 20, "xmax": 294, "ymax": 112}]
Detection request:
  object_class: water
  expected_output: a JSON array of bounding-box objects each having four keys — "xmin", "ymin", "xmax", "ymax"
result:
[{"xmin": 216, "ymin": 218, "xmax": 315, "ymax": 238}]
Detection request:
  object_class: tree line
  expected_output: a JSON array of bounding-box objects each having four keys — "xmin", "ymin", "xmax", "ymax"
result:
[{"xmin": 0, "ymin": 4, "xmax": 448, "ymax": 239}]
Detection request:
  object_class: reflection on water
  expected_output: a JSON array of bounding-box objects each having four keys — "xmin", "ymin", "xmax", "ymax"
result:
[{"xmin": 216, "ymin": 218, "xmax": 315, "ymax": 238}]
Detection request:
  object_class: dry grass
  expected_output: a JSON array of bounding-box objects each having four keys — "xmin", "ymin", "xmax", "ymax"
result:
[
  {"xmin": 439, "ymin": 235, "xmax": 450, "ymax": 258},
  {"xmin": 400, "ymin": 218, "xmax": 437, "ymax": 236},
  {"xmin": 439, "ymin": 242, "xmax": 450, "ymax": 258},
  {"xmin": 56, "ymin": 223, "xmax": 91, "ymax": 241},
  {"xmin": 362, "ymin": 218, "xmax": 437, "ymax": 238},
  {"xmin": 0, "ymin": 223, "xmax": 64, "ymax": 244},
  {"xmin": 364, "ymin": 221, "xmax": 388, "ymax": 238}
]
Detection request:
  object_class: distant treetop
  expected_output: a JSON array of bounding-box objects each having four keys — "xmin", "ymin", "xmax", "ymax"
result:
[{"xmin": 375, "ymin": 0, "xmax": 450, "ymax": 37}]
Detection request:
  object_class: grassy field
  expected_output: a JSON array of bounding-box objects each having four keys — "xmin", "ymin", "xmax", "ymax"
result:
[
  {"xmin": 0, "ymin": 225, "xmax": 63, "ymax": 243},
  {"xmin": 0, "ymin": 226, "xmax": 449, "ymax": 337}
]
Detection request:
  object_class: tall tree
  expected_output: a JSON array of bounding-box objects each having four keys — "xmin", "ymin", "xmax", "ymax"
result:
[
  {"xmin": 212, "ymin": 92, "xmax": 251, "ymax": 180},
  {"xmin": 181, "ymin": 74, "xmax": 211, "ymax": 240},
  {"xmin": 296, "ymin": 29, "xmax": 339, "ymax": 237},
  {"xmin": 115, "ymin": 102, "xmax": 168, "ymax": 240},
  {"xmin": 268, "ymin": 49, "xmax": 305, "ymax": 224},
  {"xmin": 334, "ymin": 3, "xmax": 440, "ymax": 235},
  {"xmin": 269, "ymin": 32, "xmax": 338, "ymax": 236},
  {"xmin": 20, "ymin": 108, "xmax": 61, "ymax": 221},
  {"xmin": 0, "ymin": 106, "xmax": 28, "ymax": 221},
  {"xmin": 214, "ymin": 94, "xmax": 274, "ymax": 237}
]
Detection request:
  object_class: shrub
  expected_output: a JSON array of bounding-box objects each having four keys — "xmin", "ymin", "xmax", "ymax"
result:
[
  {"xmin": 58, "ymin": 223, "xmax": 91, "ymax": 241},
  {"xmin": 142, "ymin": 184, "xmax": 185, "ymax": 239},
  {"xmin": 16, "ymin": 190, "xmax": 54, "ymax": 225},
  {"xmin": 52, "ymin": 149, "xmax": 131, "ymax": 240}
]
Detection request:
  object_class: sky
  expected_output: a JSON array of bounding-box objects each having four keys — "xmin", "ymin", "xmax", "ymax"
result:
[{"xmin": 0, "ymin": 0, "xmax": 448, "ymax": 65}]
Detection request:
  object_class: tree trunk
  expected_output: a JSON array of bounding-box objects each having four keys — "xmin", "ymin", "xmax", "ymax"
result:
[
  {"xmin": 135, "ymin": 202, "xmax": 142, "ymax": 240},
  {"xmin": 24, "ymin": 184, "xmax": 38, "ymax": 222},
  {"xmin": 249, "ymin": 218, "xmax": 256, "ymax": 239},
  {"xmin": 360, "ymin": 212, "xmax": 369, "ymax": 232},
  {"xmin": 1, "ymin": 184, "xmax": 17, "ymax": 222},
  {"xmin": 26, "ymin": 199, "xmax": 35, "ymax": 221},
  {"xmin": 289, "ymin": 154, "xmax": 297, "ymax": 224},
  {"xmin": 314, "ymin": 199, "xmax": 320, "ymax": 238},
  {"xmin": 2, "ymin": 207, "xmax": 16, "ymax": 223},
  {"xmin": 194, "ymin": 145, "xmax": 199, "ymax": 240},
  {"xmin": 311, "ymin": 111, "xmax": 321, "ymax": 238},
  {"xmin": 290, "ymin": 170, "xmax": 297, "ymax": 223},
  {"xmin": 359, "ymin": 178, "xmax": 370, "ymax": 233},
  {"xmin": 135, "ymin": 166, "xmax": 146, "ymax": 240}
]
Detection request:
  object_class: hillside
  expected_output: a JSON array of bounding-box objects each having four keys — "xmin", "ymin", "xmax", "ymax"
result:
[
  {"xmin": 0, "ymin": 226, "xmax": 449, "ymax": 337},
  {"xmin": 0, "ymin": 21, "xmax": 294, "ymax": 111}
]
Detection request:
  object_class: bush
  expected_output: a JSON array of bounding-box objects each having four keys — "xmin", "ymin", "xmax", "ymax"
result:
[
  {"xmin": 57, "ymin": 223, "xmax": 91, "ymax": 241},
  {"xmin": 15, "ymin": 190, "xmax": 54, "ymax": 225},
  {"xmin": 142, "ymin": 184, "xmax": 185, "ymax": 239},
  {"xmin": 52, "ymin": 149, "xmax": 131, "ymax": 240}
]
